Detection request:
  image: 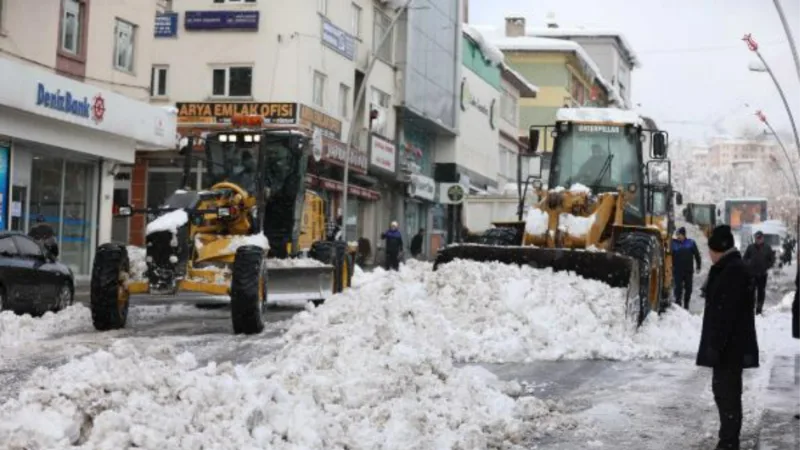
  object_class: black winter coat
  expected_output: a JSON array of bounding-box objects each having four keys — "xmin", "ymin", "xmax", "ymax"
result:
[
  {"xmin": 793, "ymin": 269, "xmax": 799, "ymax": 339},
  {"xmin": 743, "ymin": 243, "xmax": 775, "ymax": 276},
  {"xmin": 696, "ymin": 250, "xmax": 759, "ymax": 369}
]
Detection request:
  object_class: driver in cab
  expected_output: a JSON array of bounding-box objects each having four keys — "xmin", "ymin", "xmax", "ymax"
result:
[
  {"xmin": 232, "ymin": 150, "xmax": 257, "ymax": 193},
  {"xmin": 575, "ymin": 143, "xmax": 611, "ymax": 185}
]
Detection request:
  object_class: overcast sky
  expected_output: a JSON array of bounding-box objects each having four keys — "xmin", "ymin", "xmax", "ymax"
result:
[{"xmin": 468, "ymin": 0, "xmax": 800, "ymax": 144}]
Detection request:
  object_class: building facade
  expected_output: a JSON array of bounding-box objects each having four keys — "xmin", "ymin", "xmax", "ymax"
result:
[
  {"xmin": 120, "ymin": 0, "xmax": 402, "ymax": 250},
  {"xmin": 497, "ymin": 63, "xmax": 538, "ymax": 188},
  {"xmin": 0, "ymin": 0, "xmax": 176, "ymax": 275}
]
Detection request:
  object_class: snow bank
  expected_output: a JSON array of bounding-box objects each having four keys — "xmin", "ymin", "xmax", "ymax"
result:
[
  {"xmin": 0, "ymin": 305, "xmax": 91, "ymax": 348},
  {"xmin": 145, "ymin": 209, "xmax": 188, "ymax": 235},
  {"xmin": 525, "ymin": 208, "xmax": 549, "ymax": 235},
  {"xmin": 227, "ymin": 232, "xmax": 270, "ymax": 253},
  {"xmin": 126, "ymin": 246, "xmax": 147, "ymax": 281}
]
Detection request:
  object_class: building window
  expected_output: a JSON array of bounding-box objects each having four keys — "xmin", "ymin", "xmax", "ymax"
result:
[
  {"xmin": 351, "ymin": 3, "xmax": 361, "ymax": 37},
  {"xmin": 499, "ymin": 88, "xmax": 517, "ymax": 125},
  {"xmin": 371, "ymin": 87, "xmax": 390, "ymax": 108},
  {"xmin": 61, "ymin": 0, "xmax": 82, "ymax": 55},
  {"xmin": 313, "ymin": 71, "xmax": 326, "ymax": 107},
  {"xmin": 212, "ymin": 66, "xmax": 252, "ymax": 97},
  {"xmin": 150, "ymin": 66, "xmax": 168, "ymax": 97},
  {"xmin": 113, "ymin": 20, "xmax": 136, "ymax": 73},
  {"xmin": 373, "ymin": 9, "xmax": 392, "ymax": 62},
  {"xmin": 318, "ymin": 0, "xmax": 327, "ymax": 15},
  {"xmin": 339, "ymin": 83, "xmax": 350, "ymax": 118}
]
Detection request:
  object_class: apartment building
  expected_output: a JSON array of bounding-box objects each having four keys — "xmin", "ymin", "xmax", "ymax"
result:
[{"xmin": 0, "ymin": 0, "xmax": 176, "ymax": 275}]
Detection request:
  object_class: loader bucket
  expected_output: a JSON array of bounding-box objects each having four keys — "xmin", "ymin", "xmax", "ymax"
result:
[
  {"xmin": 433, "ymin": 244, "xmax": 635, "ymax": 288},
  {"xmin": 266, "ymin": 266, "xmax": 335, "ymax": 306}
]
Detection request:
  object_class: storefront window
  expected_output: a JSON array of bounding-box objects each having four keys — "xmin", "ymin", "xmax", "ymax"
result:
[
  {"xmin": 29, "ymin": 155, "xmax": 63, "ymax": 244},
  {"xmin": 61, "ymin": 160, "xmax": 94, "ymax": 273},
  {"xmin": 146, "ymin": 169, "xmax": 199, "ymax": 207}
]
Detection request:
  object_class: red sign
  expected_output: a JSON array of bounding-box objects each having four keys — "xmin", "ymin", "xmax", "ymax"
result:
[
  {"xmin": 322, "ymin": 136, "xmax": 368, "ymax": 174},
  {"xmin": 305, "ymin": 175, "xmax": 380, "ymax": 201},
  {"xmin": 91, "ymin": 94, "xmax": 106, "ymax": 124}
]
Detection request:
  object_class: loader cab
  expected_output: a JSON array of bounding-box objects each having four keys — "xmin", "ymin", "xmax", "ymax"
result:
[
  {"xmin": 544, "ymin": 121, "xmax": 648, "ymax": 223},
  {"xmin": 201, "ymin": 121, "xmax": 310, "ymax": 257}
]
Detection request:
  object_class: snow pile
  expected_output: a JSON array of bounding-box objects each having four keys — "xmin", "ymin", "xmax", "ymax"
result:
[
  {"xmin": 266, "ymin": 258, "xmax": 327, "ymax": 268},
  {"xmin": 145, "ymin": 209, "xmax": 188, "ymax": 235},
  {"xmin": 463, "ymin": 23, "xmax": 505, "ymax": 66},
  {"xmin": 0, "ymin": 305, "xmax": 91, "ymax": 348},
  {"xmin": 558, "ymin": 213, "xmax": 595, "ymax": 237},
  {"xmin": 227, "ymin": 232, "xmax": 270, "ymax": 253},
  {"xmin": 525, "ymin": 207, "xmax": 549, "ymax": 235},
  {"xmin": 126, "ymin": 246, "xmax": 147, "ymax": 281},
  {"xmin": 568, "ymin": 183, "xmax": 591, "ymax": 194}
]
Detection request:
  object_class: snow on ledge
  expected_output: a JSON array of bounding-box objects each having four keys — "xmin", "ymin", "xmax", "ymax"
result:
[
  {"xmin": 463, "ymin": 23, "xmax": 505, "ymax": 67},
  {"xmin": 500, "ymin": 62, "xmax": 538, "ymax": 97}
]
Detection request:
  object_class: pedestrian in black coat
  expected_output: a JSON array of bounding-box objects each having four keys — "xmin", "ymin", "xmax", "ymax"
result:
[
  {"xmin": 794, "ymin": 268, "xmax": 799, "ymax": 340},
  {"xmin": 697, "ymin": 225, "xmax": 759, "ymax": 450},
  {"xmin": 743, "ymin": 231, "xmax": 776, "ymax": 315}
]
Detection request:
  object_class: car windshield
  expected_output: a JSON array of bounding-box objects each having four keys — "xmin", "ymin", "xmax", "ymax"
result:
[{"xmin": 550, "ymin": 124, "xmax": 640, "ymax": 193}]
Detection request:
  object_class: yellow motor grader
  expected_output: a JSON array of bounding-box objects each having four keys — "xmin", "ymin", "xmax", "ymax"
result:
[
  {"xmin": 92, "ymin": 115, "xmax": 353, "ymax": 335},
  {"xmin": 434, "ymin": 107, "xmax": 680, "ymax": 326}
]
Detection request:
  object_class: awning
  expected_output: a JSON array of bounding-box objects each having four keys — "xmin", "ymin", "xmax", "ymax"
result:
[{"xmin": 306, "ymin": 174, "xmax": 380, "ymax": 201}]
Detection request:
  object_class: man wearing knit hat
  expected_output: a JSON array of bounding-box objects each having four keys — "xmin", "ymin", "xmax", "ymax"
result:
[
  {"xmin": 743, "ymin": 230, "xmax": 776, "ymax": 315},
  {"xmin": 697, "ymin": 225, "xmax": 759, "ymax": 450},
  {"xmin": 671, "ymin": 226, "xmax": 702, "ymax": 309}
]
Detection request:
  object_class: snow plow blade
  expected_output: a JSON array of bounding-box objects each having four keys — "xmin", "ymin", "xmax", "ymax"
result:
[
  {"xmin": 433, "ymin": 244, "xmax": 635, "ymax": 288},
  {"xmin": 267, "ymin": 266, "xmax": 334, "ymax": 305}
]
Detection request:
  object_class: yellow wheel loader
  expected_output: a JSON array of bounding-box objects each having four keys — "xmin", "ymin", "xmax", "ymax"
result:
[
  {"xmin": 434, "ymin": 107, "xmax": 677, "ymax": 326},
  {"xmin": 92, "ymin": 115, "xmax": 353, "ymax": 335}
]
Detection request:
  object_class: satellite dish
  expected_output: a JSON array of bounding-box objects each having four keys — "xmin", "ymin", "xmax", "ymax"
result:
[{"xmin": 312, "ymin": 128, "xmax": 323, "ymax": 162}]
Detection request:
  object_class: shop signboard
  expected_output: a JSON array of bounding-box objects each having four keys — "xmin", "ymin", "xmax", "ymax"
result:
[
  {"xmin": 322, "ymin": 136, "xmax": 367, "ymax": 174},
  {"xmin": 175, "ymin": 102, "xmax": 297, "ymax": 124},
  {"xmin": 184, "ymin": 11, "xmax": 259, "ymax": 31},
  {"xmin": 408, "ymin": 173, "xmax": 435, "ymax": 201},
  {"xmin": 438, "ymin": 182, "xmax": 465, "ymax": 205},
  {"xmin": 298, "ymin": 104, "xmax": 342, "ymax": 140},
  {"xmin": 155, "ymin": 12, "xmax": 179, "ymax": 37},
  {"xmin": 370, "ymin": 134, "xmax": 396, "ymax": 174},
  {"xmin": 0, "ymin": 146, "xmax": 9, "ymax": 230},
  {"xmin": 322, "ymin": 20, "xmax": 356, "ymax": 60}
]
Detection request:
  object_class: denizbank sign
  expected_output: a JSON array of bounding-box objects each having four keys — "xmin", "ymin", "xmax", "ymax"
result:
[{"xmin": 35, "ymin": 82, "xmax": 105, "ymax": 124}]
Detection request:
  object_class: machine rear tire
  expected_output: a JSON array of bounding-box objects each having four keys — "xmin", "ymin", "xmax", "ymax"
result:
[
  {"xmin": 311, "ymin": 240, "xmax": 350, "ymax": 294},
  {"xmin": 90, "ymin": 243, "xmax": 130, "ymax": 331},
  {"xmin": 231, "ymin": 245, "xmax": 266, "ymax": 335},
  {"xmin": 614, "ymin": 232, "xmax": 661, "ymax": 327}
]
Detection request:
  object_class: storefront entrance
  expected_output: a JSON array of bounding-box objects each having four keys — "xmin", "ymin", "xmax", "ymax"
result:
[{"xmin": 12, "ymin": 143, "xmax": 99, "ymax": 275}]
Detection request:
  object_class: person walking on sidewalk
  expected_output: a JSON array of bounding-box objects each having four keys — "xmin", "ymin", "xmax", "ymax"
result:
[
  {"xmin": 743, "ymin": 230, "xmax": 775, "ymax": 315},
  {"xmin": 410, "ymin": 228, "xmax": 425, "ymax": 259},
  {"xmin": 672, "ymin": 227, "xmax": 702, "ymax": 309},
  {"xmin": 697, "ymin": 225, "xmax": 759, "ymax": 450},
  {"xmin": 381, "ymin": 221, "xmax": 403, "ymax": 271},
  {"xmin": 794, "ymin": 266, "xmax": 799, "ymax": 420}
]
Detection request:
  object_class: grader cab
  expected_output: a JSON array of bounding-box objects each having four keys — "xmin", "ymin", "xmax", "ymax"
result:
[
  {"xmin": 434, "ymin": 107, "xmax": 675, "ymax": 326},
  {"xmin": 91, "ymin": 115, "xmax": 353, "ymax": 335}
]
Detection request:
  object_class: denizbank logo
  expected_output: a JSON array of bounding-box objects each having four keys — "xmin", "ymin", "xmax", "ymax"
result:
[{"xmin": 36, "ymin": 82, "xmax": 106, "ymax": 124}]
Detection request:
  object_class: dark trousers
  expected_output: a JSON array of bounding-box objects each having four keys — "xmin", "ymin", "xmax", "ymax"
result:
[
  {"xmin": 712, "ymin": 367, "xmax": 743, "ymax": 449},
  {"xmin": 674, "ymin": 271, "xmax": 693, "ymax": 308},
  {"xmin": 384, "ymin": 252, "xmax": 400, "ymax": 271},
  {"xmin": 753, "ymin": 274, "xmax": 767, "ymax": 314}
]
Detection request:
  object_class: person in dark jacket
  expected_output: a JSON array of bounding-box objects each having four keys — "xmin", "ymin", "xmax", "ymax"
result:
[
  {"xmin": 697, "ymin": 225, "xmax": 759, "ymax": 450},
  {"xmin": 743, "ymin": 231, "xmax": 776, "ymax": 315},
  {"xmin": 794, "ymin": 267, "xmax": 799, "ymax": 340},
  {"xmin": 672, "ymin": 227, "xmax": 702, "ymax": 309},
  {"xmin": 381, "ymin": 221, "xmax": 403, "ymax": 271},
  {"xmin": 28, "ymin": 215, "xmax": 59, "ymax": 257},
  {"xmin": 410, "ymin": 228, "xmax": 425, "ymax": 259}
]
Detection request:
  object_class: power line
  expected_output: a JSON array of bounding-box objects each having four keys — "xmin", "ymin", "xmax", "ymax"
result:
[{"xmin": 637, "ymin": 39, "xmax": 786, "ymax": 55}]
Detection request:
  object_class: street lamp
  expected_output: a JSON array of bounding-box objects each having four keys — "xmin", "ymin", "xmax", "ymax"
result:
[
  {"xmin": 339, "ymin": 0, "xmax": 415, "ymax": 242},
  {"xmin": 771, "ymin": 0, "xmax": 800, "ymax": 85},
  {"xmin": 756, "ymin": 110, "xmax": 800, "ymax": 197},
  {"xmin": 743, "ymin": 34, "xmax": 800, "ymax": 161}
]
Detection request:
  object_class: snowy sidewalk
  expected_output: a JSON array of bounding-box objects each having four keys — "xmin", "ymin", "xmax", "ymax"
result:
[{"xmin": 756, "ymin": 354, "xmax": 800, "ymax": 449}]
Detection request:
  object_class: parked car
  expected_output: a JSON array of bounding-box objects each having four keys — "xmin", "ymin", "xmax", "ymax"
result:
[{"xmin": 0, "ymin": 231, "xmax": 74, "ymax": 315}]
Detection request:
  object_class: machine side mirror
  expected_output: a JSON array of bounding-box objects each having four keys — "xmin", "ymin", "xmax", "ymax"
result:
[
  {"xmin": 529, "ymin": 127, "xmax": 540, "ymax": 153},
  {"xmin": 675, "ymin": 192, "xmax": 683, "ymax": 205},
  {"xmin": 653, "ymin": 132, "xmax": 667, "ymax": 158},
  {"xmin": 716, "ymin": 208, "xmax": 721, "ymax": 217}
]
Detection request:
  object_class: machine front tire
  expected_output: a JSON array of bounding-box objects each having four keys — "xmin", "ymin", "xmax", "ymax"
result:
[
  {"xmin": 614, "ymin": 232, "xmax": 661, "ymax": 327},
  {"xmin": 90, "ymin": 243, "xmax": 130, "ymax": 331},
  {"xmin": 231, "ymin": 245, "xmax": 266, "ymax": 335}
]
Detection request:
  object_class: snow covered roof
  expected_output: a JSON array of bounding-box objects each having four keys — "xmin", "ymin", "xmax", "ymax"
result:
[
  {"xmin": 462, "ymin": 24, "xmax": 504, "ymax": 67},
  {"xmin": 556, "ymin": 107, "xmax": 643, "ymax": 125},
  {"xmin": 526, "ymin": 27, "xmax": 640, "ymax": 68},
  {"xmin": 488, "ymin": 35, "xmax": 625, "ymax": 107},
  {"xmin": 500, "ymin": 63, "xmax": 538, "ymax": 97}
]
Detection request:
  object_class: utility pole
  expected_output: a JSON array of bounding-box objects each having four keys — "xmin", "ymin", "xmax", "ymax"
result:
[
  {"xmin": 339, "ymin": 0, "xmax": 414, "ymax": 241},
  {"xmin": 744, "ymin": 34, "xmax": 800, "ymax": 162},
  {"xmin": 771, "ymin": 0, "xmax": 800, "ymax": 85}
]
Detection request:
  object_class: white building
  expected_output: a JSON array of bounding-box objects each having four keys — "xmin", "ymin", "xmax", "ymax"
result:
[
  {"xmin": 0, "ymin": 0, "xmax": 176, "ymax": 275},
  {"xmin": 497, "ymin": 63, "xmax": 538, "ymax": 188},
  {"xmin": 140, "ymin": 0, "xmax": 400, "ymax": 248}
]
